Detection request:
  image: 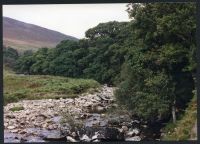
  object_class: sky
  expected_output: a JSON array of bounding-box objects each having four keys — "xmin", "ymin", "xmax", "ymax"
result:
[{"xmin": 3, "ymin": 4, "xmax": 130, "ymax": 39}]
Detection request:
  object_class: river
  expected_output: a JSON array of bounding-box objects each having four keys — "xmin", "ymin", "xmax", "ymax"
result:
[{"xmin": 4, "ymin": 85, "xmax": 161, "ymax": 142}]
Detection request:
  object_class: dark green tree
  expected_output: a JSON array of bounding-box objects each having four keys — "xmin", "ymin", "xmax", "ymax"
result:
[
  {"xmin": 3, "ymin": 46, "xmax": 19, "ymax": 68},
  {"xmin": 116, "ymin": 3, "xmax": 196, "ymax": 123}
]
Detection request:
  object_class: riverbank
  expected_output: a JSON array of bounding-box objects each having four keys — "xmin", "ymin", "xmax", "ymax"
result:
[
  {"xmin": 161, "ymin": 93, "xmax": 197, "ymax": 140},
  {"xmin": 4, "ymin": 85, "xmax": 158, "ymax": 142},
  {"xmin": 4, "ymin": 69, "xmax": 100, "ymax": 105}
]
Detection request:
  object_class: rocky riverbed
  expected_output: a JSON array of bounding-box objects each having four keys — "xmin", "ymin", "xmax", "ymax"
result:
[{"xmin": 4, "ymin": 85, "xmax": 159, "ymax": 142}]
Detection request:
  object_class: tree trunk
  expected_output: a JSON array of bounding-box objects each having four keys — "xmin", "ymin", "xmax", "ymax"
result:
[{"xmin": 172, "ymin": 100, "xmax": 176, "ymax": 123}]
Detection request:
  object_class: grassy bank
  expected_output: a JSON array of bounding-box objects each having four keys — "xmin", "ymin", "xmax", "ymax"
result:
[
  {"xmin": 4, "ymin": 69, "xmax": 100, "ymax": 105},
  {"xmin": 161, "ymin": 91, "xmax": 197, "ymax": 140}
]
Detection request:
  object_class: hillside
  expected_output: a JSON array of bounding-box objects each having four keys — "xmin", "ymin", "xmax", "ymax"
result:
[{"xmin": 3, "ymin": 17, "xmax": 78, "ymax": 51}]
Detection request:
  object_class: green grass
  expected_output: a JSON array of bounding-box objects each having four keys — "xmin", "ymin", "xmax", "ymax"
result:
[
  {"xmin": 161, "ymin": 91, "xmax": 197, "ymax": 140},
  {"xmin": 9, "ymin": 106, "xmax": 24, "ymax": 112},
  {"xmin": 4, "ymin": 69, "xmax": 100, "ymax": 105}
]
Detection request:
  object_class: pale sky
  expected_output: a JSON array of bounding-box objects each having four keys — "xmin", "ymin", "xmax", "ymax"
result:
[{"xmin": 3, "ymin": 4, "xmax": 130, "ymax": 39}]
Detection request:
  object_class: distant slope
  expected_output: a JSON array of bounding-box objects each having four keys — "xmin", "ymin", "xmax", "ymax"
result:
[{"xmin": 3, "ymin": 17, "xmax": 78, "ymax": 51}]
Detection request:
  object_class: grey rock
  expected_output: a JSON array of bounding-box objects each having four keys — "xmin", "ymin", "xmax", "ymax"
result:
[
  {"xmin": 125, "ymin": 136, "xmax": 141, "ymax": 141},
  {"xmin": 122, "ymin": 126, "xmax": 128, "ymax": 132},
  {"xmin": 80, "ymin": 134, "xmax": 91, "ymax": 142},
  {"xmin": 7, "ymin": 126, "xmax": 15, "ymax": 130},
  {"xmin": 66, "ymin": 136, "xmax": 77, "ymax": 142},
  {"xmin": 43, "ymin": 132, "xmax": 66, "ymax": 141}
]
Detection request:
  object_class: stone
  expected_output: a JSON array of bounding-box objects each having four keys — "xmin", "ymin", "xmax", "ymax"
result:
[
  {"xmin": 132, "ymin": 128, "xmax": 140, "ymax": 135},
  {"xmin": 108, "ymin": 118, "xmax": 120, "ymax": 126},
  {"xmin": 42, "ymin": 123, "xmax": 48, "ymax": 128},
  {"xmin": 66, "ymin": 136, "xmax": 77, "ymax": 142},
  {"xmin": 52, "ymin": 124, "xmax": 58, "ymax": 129},
  {"xmin": 10, "ymin": 129, "xmax": 19, "ymax": 133},
  {"xmin": 71, "ymin": 132, "xmax": 76, "ymax": 138},
  {"xmin": 126, "ymin": 128, "xmax": 140, "ymax": 137},
  {"xmin": 94, "ymin": 106, "xmax": 106, "ymax": 113},
  {"xmin": 101, "ymin": 114, "xmax": 106, "ymax": 117},
  {"xmin": 80, "ymin": 134, "xmax": 91, "ymax": 142},
  {"xmin": 83, "ymin": 102, "xmax": 93, "ymax": 107},
  {"xmin": 74, "ymin": 115, "xmax": 79, "ymax": 119},
  {"xmin": 7, "ymin": 126, "xmax": 15, "ymax": 130},
  {"xmin": 20, "ymin": 122, "xmax": 25, "ymax": 125},
  {"xmin": 48, "ymin": 99, "xmax": 53, "ymax": 102},
  {"xmin": 5, "ymin": 114, "xmax": 15, "ymax": 119},
  {"xmin": 43, "ymin": 133, "xmax": 66, "ymax": 141},
  {"xmin": 4, "ymin": 123, "xmax": 8, "ymax": 127},
  {"xmin": 38, "ymin": 113, "xmax": 48, "ymax": 119},
  {"xmin": 92, "ymin": 139, "xmax": 100, "ymax": 142},
  {"xmin": 118, "ymin": 128, "xmax": 123, "ymax": 133},
  {"xmin": 93, "ymin": 96, "xmax": 101, "ymax": 101},
  {"xmin": 142, "ymin": 125, "xmax": 147, "ymax": 128},
  {"xmin": 93, "ymin": 127, "xmax": 124, "ymax": 141},
  {"xmin": 111, "ymin": 103, "xmax": 118, "ymax": 108},
  {"xmin": 4, "ymin": 139, "xmax": 20, "ymax": 143},
  {"xmin": 19, "ymin": 130, "xmax": 27, "ymax": 134},
  {"xmin": 48, "ymin": 125, "xmax": 54, "ymax": 130},
  {"xmin": 45, "ymin": 119, "xmax": 52, "ymax": 123},
  {"xmin": 126, "ymin": 131, "xmax": 134, "ymax": 137},
  {"xmin": 125, "ymin": 136, "xmax": 141, "ymax": 141},
  {"xmin": 27, "ymin": 139, "xmax": 46, "ymax": 142},
  {"xmin": 92, "ymin": 134, "xmax": 98, "ymax": 140},
  {"xmin": 122, "ymin": 126, "xmax": 128, "ymax": 132},
  {"xmin": 131, "ymin": 120, "xmax": 140, "ymax": 128},
  {"xmin": 34, "ymin": 123, "xmax": 39, "ymax": 127}
]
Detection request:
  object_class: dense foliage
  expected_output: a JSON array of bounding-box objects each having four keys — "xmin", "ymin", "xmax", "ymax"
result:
[
  {"xmin": 14, "ymin": 3, "xmax": 196, "ymax": 123},
  {"xmin": 116, "ymin": 3, "xmax": 196, "ymax": 122},
  {"xmin": 15, "ymin": 21, "xmax": 131, "ymax": 84},
  {"xmin": 3, "ymin": 46, "xmax": 19, "ymax": 68}
]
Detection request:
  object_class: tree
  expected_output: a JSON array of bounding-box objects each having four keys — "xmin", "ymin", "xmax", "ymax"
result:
[
  {"xmin": 116, "ymin": 3, "xmax": 196, "ymax": 123},
  {"xmin": 85, "ymin": 21, "xmax": 128, "ymax": 40},
  {"xmin": 3, "ymin": 46, "xmax": 19, "ymax": 68}
]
